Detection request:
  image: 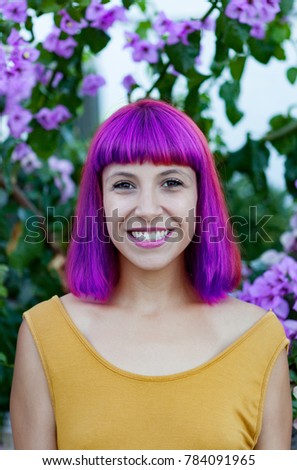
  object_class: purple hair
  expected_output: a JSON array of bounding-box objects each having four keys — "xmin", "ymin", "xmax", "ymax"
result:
[{"xmin": 65, "ymin": 98, "xmax": 242, "ymax": 305}]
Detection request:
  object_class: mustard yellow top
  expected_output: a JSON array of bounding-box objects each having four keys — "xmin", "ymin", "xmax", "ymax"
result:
[{"xmin": 23, "ymin": 295, "xmax": 289, "ymax": 450}]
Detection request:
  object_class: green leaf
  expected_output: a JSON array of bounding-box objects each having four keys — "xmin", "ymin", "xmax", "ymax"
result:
[
  {"xmin": 184, "ymin": 72, "xmax": 211, "ymax": 120},
  {"xmin": 156, "ymin": 73, "xmax": 177, "ymax": 103},
  {"xmin": 33, "ymin": 0, "xmax": 68, "ymax": 13},
  {"xmin": 122, "ymin": 0, "xmax": 136, "ymax": 8},
  {"xmin": 0, "ymin": 353, "xmax": 7, "ymax": 364},
  {"xmin": 164, "ymin": 30, "xmax": 201, "ymax": 75},
  {"xmin": 287, "ymin": 67, "xmax": 297, "ymax": 85},
  {"xmin": 285, "ymin": 145, "xmax": 297, "ymax": 197},
  {"xmin": 219, "ymin": 81, "xmax": 243, "ymax": 125},
  {"xmin": 267, "ymin": 115, "xmax": 297, "ymax": 154},
  {"xmin": 136, "ymin": 0, "xmax": 147, "ymax": 12},
  {"xmin": 0, "ymin": 265, "xmax": 9, "ymax": 285},
  {"xmin": 135, "ymin": 20, "xmax": 151, "ymax": 39},
  {"xmin": 269, "ymin": 23, "xmax": 291, "ymax": 43},
  {"xmin": 7, "ymin": 221, "xmax": 45, "ymax": 271},
  {"xmin": 227, "ymin": 137, "xmax": 269, "ymax": 192},
  {"xmin": 187, "ymin": 70, "xmax": 211, "ymax": 89},
  {"xmin": 230, "ymin": 56, "xmax": 246, "ymax": 81},
  {"xmin": 211, "ymin": 16, "xmax": 229, "ymax": 77},
  {"xmin": 280, "ymin": 0, "xmax": 295, "ymax": 15},
  {"xmin": 273, "ymin": 44, "xmax": 286, "ymax": 60},
  {"xmin": 28, "ymin": 127, "xmax": 60, "ymax": 158},
  {"xmin": 248, "ymin": 37, "xmax": 275, "ymax": 64},
  {"xmin": 80, "ymin": 27, "xmax": 110, "ymax": 54},
  {"xmin": 223, "ymin": 20, "xmax": 249, "ymax": 53}
]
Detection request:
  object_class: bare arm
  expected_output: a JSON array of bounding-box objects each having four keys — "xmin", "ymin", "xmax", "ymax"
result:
[
  {"xmin": 10, "ymin": 320, "xmax": 57, "ymax": 449},
  {"xmin": 254, "ymin": 348, "xmax": 292, "ymax": 449}
]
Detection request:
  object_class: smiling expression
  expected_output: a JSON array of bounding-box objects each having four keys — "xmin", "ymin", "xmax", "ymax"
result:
[{"xmin": 102, "ymin": 162, "xmax": 198, "ymax": 271}]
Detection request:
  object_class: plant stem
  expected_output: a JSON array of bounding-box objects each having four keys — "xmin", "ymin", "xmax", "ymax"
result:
[
  {"xmin": 261, "ymin": 120, "xmax": 297, "ymax": 143},
  {"xmin": 145, "ymin": 61, "xmax": 171, "ymax": 96},
  {"xmin": 0, "ymin": 174, "xmax": 64, "ymax": 256},
  {"xmin": 201, "ymin": 0, "xmax": 219, "ymax": 22}
]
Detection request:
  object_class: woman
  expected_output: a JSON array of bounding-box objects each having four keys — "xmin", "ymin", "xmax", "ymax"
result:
[{"xmin": 10, "ymin": 98, "xmax": 292, "ymax": 450}]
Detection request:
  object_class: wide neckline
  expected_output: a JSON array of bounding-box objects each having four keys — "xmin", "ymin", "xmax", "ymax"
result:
[{"xmin": 52, "ymin": 295, "xmax": 274, "ymax": 382}]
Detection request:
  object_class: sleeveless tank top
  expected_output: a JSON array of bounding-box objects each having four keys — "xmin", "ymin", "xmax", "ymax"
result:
[{"xmin": 23, "ymin": 295, "xmax": 290, "ymax": 450}]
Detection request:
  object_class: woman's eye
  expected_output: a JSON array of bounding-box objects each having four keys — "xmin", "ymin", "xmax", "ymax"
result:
[
  {"xmin": 112, "ymin": 181, "xmax": 134, "ymax": 190},
  {"xmin": 163, "ymin": 179, "xmax": 183, "ymax": 188},
  {"xmin": 112, "ymin": 179, "xmax": 183, "ymax": 190}
]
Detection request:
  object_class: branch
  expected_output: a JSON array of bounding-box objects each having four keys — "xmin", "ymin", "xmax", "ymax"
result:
[
  {"xmin": 0, "ymin": 174, "xmax": 64, "ymax": 256},
  {"xmin": 260, "ymin": 120, "xmax": 297, "ymax": 143},
  {"xmin": 201, "ymin": 0, "xmax": 219, "ymax": 22},
  {"xmin": 145, "ymin": 61, "xmax": 171, "ymax": 96}
]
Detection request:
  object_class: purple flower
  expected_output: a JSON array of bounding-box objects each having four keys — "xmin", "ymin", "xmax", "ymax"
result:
[
  {"xmin": 55, "ymin": 175, "xmax": 75, "ymax": 203},
  {"xmin": 261, "ymin": 0, "xmax": 281, "ymax": 21},
  {"xmin": 55, "ymin": 37, "xmax": 78, "ymax": 59},
  {"xmin": 87, "ymin": 4, "xmax": 127, "ymax": 30},
  {"xmin": 177, "ymin": 20, "xmax": 202, "ymax": 46},
  {"xmin": 8, "ymin": 105, "xmax": 32, "ymax": 138},
  {"xmin": 236, "ymin": 254, "xmax": 297, "ymax": 339},
  {"xmin": 226, "ymin": 0, "xmax": 258, "ymax": 24},
  {"xmin": 258, "ymin": 249, "xmax": 286, "ymax": 266},
  {"xmin": 22, "ymin": 47, "xmax": 40, "ymax": 62},
  {"xmin": 11, "ymin": 142, "xmax": 31, "ymax": 162},
  {"xmin": 1, "ymin": 0, "xmax": 27, "ymax": 23},
  {"xmin": 282, "ymin": 319, "xmax": 297, "ymax": 341},
  {"xmin": 54, "ymin": 105, "xmax": 72, "ymax": 123},
  {"xmin": 34, "ymin": 64, "xmax": 51, "ymax": 86},
  {"xmin": 0, "ymin": 75, "xmax": 7, "ymax": 95},
  {"xmin": 121, "ymin": 74, "xmax": 137, "ymax": 93},
  {"xmin": 124, "ymin": 31, "xmax": 140, "ymax": 48},
  {"xmin": 201, "ymin": 17, "xmax": 216, "ymax": 31},
  {"xmin": 48, "ymin": 156, "xmax": 75, "ymax": 203},
  {"xmin": 280, "ymin": 231, "xmax": 297, "ymax": 253},
  {"xmin": 167, "ymin": 64, "xmax": 180, "ymax": 77},
  {"xmin": 166, "ymin": 21, "xmax": 199, "ymax": 46},
  {"xmin": 35, "ymin": 105, "xmax": 71, "ymax": 130},
  {"xmin": 59, "ymin": 9, "xmax": 87, "ymax": 35},
  {"xmin": 43, "ymin": 27, "xmax": 60, "ymax": 53},
  {"xmin": 290, "ymin": 212, "xmax": 297, "ymax": 229},
  {"xmin": 43, "ymin": 27, "xmax": 77, "ymax": 58},
  {"xmin": 250, "ymin": 21, "xmax": 266, "ymax": 39},
  {"xmin": 132, "ymin": 40, "xmax": 159, "ymax": 64},
  {"xmin": 7, "ymin": 28, "xmax": 26, "ymax": 46},
  {"xmin": 48, "ymin": 155, "xmax": 74, "ymax": 175},
  {"xmin": 225, "ymin": 0, "xmax": 281, "ymax": 40},
  {"xmin": 5, "ymin": 61, "xmax": 37, "ymax": 108},
  {"xmin": 81, "ymin": 74, "xmax": 106, "ymax": 96},
  {"xmin": 86, "ymin": 0, "xmax": 104, "ymax": 21},
  {"xmin": 153, "ymin": 11, "xmax": 173, "ymax": 35},
  {"xmin": 12, "ymin": 143, "xmax": 42, "ymax": 174},
  {"xmin": 52, "ymin": 72, "xmax": 63, "ymax": 88}
]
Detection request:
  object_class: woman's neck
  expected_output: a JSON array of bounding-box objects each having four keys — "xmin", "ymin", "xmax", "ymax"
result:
[{"xmin": 107, "ymin": 257, "xmax": 201, "ymax": 316}]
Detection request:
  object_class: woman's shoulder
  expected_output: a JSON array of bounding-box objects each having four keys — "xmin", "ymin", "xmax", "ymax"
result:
[
  {"xmin": 208, "ymin": 296, "xmax": 272, "ymax": 347},
  {"xmin": 220, "ymin": 295, "xmax": 270, "ymax": 324}
]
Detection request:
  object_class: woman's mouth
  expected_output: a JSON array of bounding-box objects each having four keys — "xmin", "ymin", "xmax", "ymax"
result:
[{"xmin": 127, "ymin": 229, "xmax": 176, "ymax": 248}]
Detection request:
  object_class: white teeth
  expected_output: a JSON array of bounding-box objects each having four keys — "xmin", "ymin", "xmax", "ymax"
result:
[{"xmin": 131, "ymin": 230, "xmax": 169, "ymax": 241}]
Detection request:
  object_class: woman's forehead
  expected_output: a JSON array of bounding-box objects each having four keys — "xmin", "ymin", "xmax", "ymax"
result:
[{"xmin": 102, "ymin": 162, "xmax": 195, "ymax": 179}]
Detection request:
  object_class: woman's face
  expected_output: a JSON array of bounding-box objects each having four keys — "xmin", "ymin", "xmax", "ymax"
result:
[{"xmin": 102, "ymin": 162, "xmax": 198, "ymax": 271}]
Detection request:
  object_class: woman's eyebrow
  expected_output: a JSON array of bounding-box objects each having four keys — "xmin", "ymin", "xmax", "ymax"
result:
[{"xmin": 107, "ymin": 169, "xmax": 192, "ymax": 182}]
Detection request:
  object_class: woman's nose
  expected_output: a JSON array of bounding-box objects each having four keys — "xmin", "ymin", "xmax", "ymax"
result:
[{"xmin": 134, "ymin": 189, "xmax": 163, "ymax": 220}]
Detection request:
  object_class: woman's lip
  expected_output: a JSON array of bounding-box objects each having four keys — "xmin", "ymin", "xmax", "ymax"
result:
[
  {"xmin": 127, "ymin": 228, "xmax": 173, "ymax": 233},
  {"xmin": 127, "ymin": 230, "xmax": 176, "ymax": 248}
]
